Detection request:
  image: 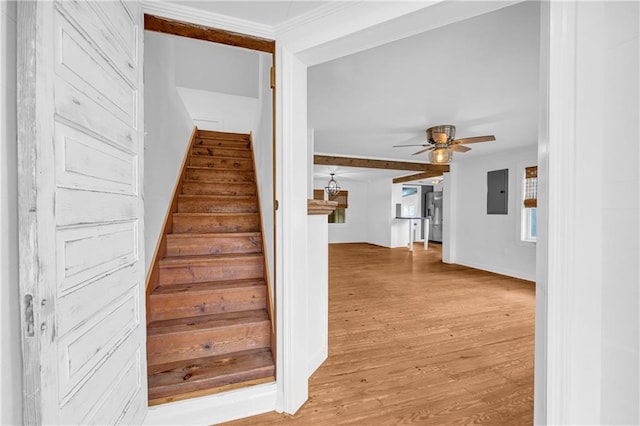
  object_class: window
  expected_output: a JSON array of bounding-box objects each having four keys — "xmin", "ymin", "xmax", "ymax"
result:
[
  {"xmin": 328, "ymin": 190, "xmax": 348, "ymax": 224},
  {"xmin": 402, "ymin": 205, "xmax": 415, "ymax": 217},
  {"xmin": 521, "ymin": 166, "xmax": 537, "ymax": 242}
]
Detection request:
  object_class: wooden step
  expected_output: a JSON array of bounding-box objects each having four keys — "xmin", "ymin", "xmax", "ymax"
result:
[
  {"xmin": 166, "ymin": 233, "xmax": 262, "ymax": 257},
  {"xmin": 191, "ymin": 146, "xmax": 252, "ymax": 158},
  {"xmin": 185, "ymin": 167, "xmax": 255, "ymax": 183},
  {"xmin": 147, "ymin": 310, "xmax": 271, "ymax": 366},
  {"xmin": 194, "ymin": 137, "xmax": 251, "ymax": 149},
  {"xmin": 181, "ymin": 181, "xmax": 257, "ymax": 196},
  {"xmin": 189, "ymin": 155, "xmax": 254, "ymax": 170},
  {"xmin": 159, "ymin": 253, "xmax": 264, "ymax": 285},
  {"xmin": 149, "ymin": 278, "xmax": 267, "ymax": 322},
  {"xmin": 177, "ymin": 195, "xmax": 258, "ymax": 213},
  {"xmin": 197, "ymin": 130, "xmax": 249, "ymax": 141},
  {"xmin": 172, "ymin": 213, "xmax": 260, "ymax": 234},
  {"xmin": 147, "ymin": 348, "xmax": 274, "ymax": 404}
]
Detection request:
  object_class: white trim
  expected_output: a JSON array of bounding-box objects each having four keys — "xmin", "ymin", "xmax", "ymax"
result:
[
  {"xmin": 308, "ymin": 347, "xmax": 328, "ymax": 379},
  {"xmin": 534, "ymin": 3, "xmax": 550, "ymax": 424},
  {"xmin": 453, "ymin": 260, "xmax": 535, "ymax": 283},
  {"xmin": 143, "ymin": 383, "xmax": 277, "ymax": 425},
  {"xmin": 140, "ymin": 1, "xmax": 274, "ymax": 40},
  {"xmin": 276, "ymin": 46, "xmax": 310, "ymax": 415},
  {"xmin": 274, "ymin": 2, "xmax": 357, "ymax": 36},
  {"xmin": 543, "ymin": 2, "xmax": 577, "ymax": 424}
]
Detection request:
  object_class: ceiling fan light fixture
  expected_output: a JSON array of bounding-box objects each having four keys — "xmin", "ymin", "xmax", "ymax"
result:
[{"xmin": 429, "ymin": 147, "xmax": 453, "ymax": 164}]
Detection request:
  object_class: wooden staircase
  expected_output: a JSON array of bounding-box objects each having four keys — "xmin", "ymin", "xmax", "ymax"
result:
[{"xmin": 146, "ymin": 129, "xmax": 275, "ymax": 405}]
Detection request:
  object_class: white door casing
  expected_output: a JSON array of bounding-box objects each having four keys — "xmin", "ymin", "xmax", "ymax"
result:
[{"xmin": 17, "ymin": 1, "xmax": 147, "ymax": 424}]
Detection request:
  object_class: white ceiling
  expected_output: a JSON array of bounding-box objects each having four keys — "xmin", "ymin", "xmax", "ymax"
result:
[
  {"xmin": 309, "ymin": 1, "xmax": 540, "ymax": 181},
  {"xmin": 170, "ymin": 1, "xmax": 329, "ymax": 26}
]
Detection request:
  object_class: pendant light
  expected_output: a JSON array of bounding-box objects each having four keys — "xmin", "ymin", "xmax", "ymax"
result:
[{"xmin": 325, "ymin": 173, "xmax": 340, "ymax": 197}]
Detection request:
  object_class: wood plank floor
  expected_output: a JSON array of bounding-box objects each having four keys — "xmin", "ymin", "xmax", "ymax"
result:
[{"xmin": 222, "ymin": 243, "xmax": 535, "ymax": 425}]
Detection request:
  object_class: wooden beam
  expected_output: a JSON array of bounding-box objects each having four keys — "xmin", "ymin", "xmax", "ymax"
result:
[
  {"xmin": 392, "ymin": 171, "xmax": 445, "ymax": 184},
  {"xmin": 314, "ymin": 155, "xmax": 449, "ymax": 173},
  {"xmin": 144, "ymin": 14, "xmax": 275, "ymax": 54}
]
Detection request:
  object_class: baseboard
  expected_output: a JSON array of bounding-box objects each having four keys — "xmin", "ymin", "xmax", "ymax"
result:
[
  {"xmin": 454, "ymin": 259, "xmax": 536, "ymax": 282},
  {"xmin": 143, "ymin": 382, "xmax": 278, "ymax": 425},
  {"xmin": 308, "ymin": 346, "xmax": 328, "ymax": 378}
]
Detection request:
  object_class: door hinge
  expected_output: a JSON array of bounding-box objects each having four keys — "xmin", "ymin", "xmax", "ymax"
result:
[
  {"xmin": 24, "ymin": 294, "xmax": 34, "ymax": 337},
  {"xmin": 275, "ymin": 200, "xmax": 279, "ymax": 210},
  {"xmin": 270, "ymin": 67, "xmax": 275, "ymax": 89}
]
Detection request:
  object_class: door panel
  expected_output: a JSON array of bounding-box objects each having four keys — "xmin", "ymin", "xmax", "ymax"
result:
[{"xmin": 17, "ymin": 1, "xmax": 147, "ymax": 424}]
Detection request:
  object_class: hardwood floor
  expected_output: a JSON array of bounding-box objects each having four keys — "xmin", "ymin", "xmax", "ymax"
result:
[{"xmin": 222, "ymin": 243, "xmax": 534, "ymax": 425}]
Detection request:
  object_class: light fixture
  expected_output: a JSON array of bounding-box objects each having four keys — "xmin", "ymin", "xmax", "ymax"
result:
[
  {"xmin": 428, "ymin": 147, "xmax": 453, "ymax": 164},
  {"xmin": 325, "ymin": 173, "xmax": 340, "ymax": 197}
]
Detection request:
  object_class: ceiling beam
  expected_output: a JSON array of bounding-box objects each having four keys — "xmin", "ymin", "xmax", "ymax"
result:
[
  {"xmin": 314, "ymin": 155, "xmax": 449, "ymax": 173},
  {"xmin": 144, "ymin": 14, "xmax": 275, "ymax": 53},
  {"xmin": 392, "ymin": 171, "xmax": 445, "ymax": 184}
]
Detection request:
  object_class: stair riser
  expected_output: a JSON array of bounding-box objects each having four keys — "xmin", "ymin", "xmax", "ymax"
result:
[
  {"xmin": 148, "ymin": 365, "xmax": 274, "ymax": 402},
  {"xmin": 147, "ymin": 321, "xmax": 271, "ymax": 366},
  {"xmin": 177, "ymin": 198, "xmax": 258, "ymax": 213},
  {"xmin": 195, "ymin": 138, "xmax": 250, "ymax": 149},
  {"xmin": 181, "ymin": 182, "xmax": 256, "ymax": 196},
  {"xmin": 189, "ymin": 156, "xmax": 254, "ymax": 170},
  {"xmin": 186, "ymin": 169, "xmax": 255, "ymax": 183},
  {"xmin": 166, "ymin": 235, "xmax": 262, "ymax": 257},
  {"xmin": 191, "ymin": 146, "xmax": 251, "ymax": 158},
  {"xmin": 149, "ymin": 287, "xmax": 267, "ymax": 322},
  {"xmin": 159, "ymin": 260, "xmax": 264, "ymax": 285},
  {"xmin": 172, "ymin": 215, "xmax": 260, "ymax": 234}
]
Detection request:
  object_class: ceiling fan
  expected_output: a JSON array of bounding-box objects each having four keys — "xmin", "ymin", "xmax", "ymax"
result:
[{"xmin": 393, "ymin": 125, "xmax": 496, "ymax": 164}]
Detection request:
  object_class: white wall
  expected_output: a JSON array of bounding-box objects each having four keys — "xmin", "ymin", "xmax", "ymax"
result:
[
  {"xmin": 364, "ymin": 178, "xmax": 393, "ymax": 247},
  {"xmin": 574, "ymin": 2, "xmax": 639, "ymax": 423},
  {"xmin": 0, "ymin": 2, "xmax": 22, "ymax": 424},
  {"xmin": 144, "ymin": 31, "xmax": 194, "ymax": 271},
  {"xmin": 307, "ymin": 215, "xmax": 328, "ymax": 376},
  {"xmin": 313, "ymin": 179, "xmax": 367, "ymax": 243},
  {"xmin": 173, "ymin": 34, "xmax": 258, "ymax": 98},
  {"xmin": 449, "ymin": 146, "xmax": 537, "ymax": 281},
  {"xmin": 253, "ymin": 54, "xmax": 275, "ymax": 293},
  {"xmin": 176, "ymin": 86, "xmax": 258, "ymax": 133},
  {"xmin": 390, "ymin": 183, "xmax": 409, "ymax": 248},
  {"xmin": 275, "ymin": 46, "xmax": 310, "ymax": 413}
]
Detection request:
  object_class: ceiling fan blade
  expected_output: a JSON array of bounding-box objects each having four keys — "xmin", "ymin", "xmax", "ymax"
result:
[
  {"xmin": 393, "ymin": 144, "xmax": 428, "ymax": 148},
  {"xmin": 451, "ymin": 144, "xmax": 471, "ymax": 153},
  {"xmin": 453, "ymin": 135, "xmax": 496, "ymax": 144},
  {"xmin": 412, "ymin": 147, "xmax": 434, "ymax": 156}
]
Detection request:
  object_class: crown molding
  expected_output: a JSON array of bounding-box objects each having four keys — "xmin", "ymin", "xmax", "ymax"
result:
[
  {"xmin": 274, "ymin": 1, "xmax": 360, "ymax": 36},
  {"xmin": 141, "ymin": 0, "xmax": 275, "ymax": 40}
]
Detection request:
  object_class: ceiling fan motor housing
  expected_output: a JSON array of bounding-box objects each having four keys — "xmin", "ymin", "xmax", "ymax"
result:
[{"xmin": 427, "ymin": 124, "xmax": 456, "ymax": 144}]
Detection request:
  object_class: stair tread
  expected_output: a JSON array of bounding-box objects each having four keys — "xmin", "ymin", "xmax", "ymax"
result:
[
  {"xmin": 186, "ymin": 165, "xmax": 255, "ymax": 172},
  {"xmin": 148, "ymin": 309, "xmax": 269, "ymax": 335},
  {"xmin": 173, "ymin": 212, "xmax": 258, "ymax": 217},
  {"xmin": 178, "ymin": 194, "xmax": 257, "ymax": 199},
  {"xmin": 190, "ymin": 153, "xmax": 251, "ymax": 160},
  {"xmin": 192, "ymin": 143, "xmax": 250, "ymax": 149},
  {"xmin": 182, "ymin": 180, "xmax": 255, "ymax": 185},
  {"xmin": 196, "ymin": 130, "xmax": 250, "ymax": 139},
  {"xmin": 160, "ymin": 252, "xmax": 263, "ymax": 265},
  {"xmin": 147, "ymin": 348, "xmax": 274, "ymax": 402},
  {"xmin": 153, "ymin": 278, "xmax": 266, "ymax": 295},
  {"xmin": 166, "ymin": 232, "xmax": 261, "ymax": 239}
]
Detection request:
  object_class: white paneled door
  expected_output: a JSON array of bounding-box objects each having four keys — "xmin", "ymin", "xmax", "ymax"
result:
[{"xmin": 17, "ymin": 1, "xmax": 147, "ymax": 424}]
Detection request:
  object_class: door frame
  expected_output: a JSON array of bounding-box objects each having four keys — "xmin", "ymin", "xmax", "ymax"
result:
[{"xmin": 141, "ymin": 14, "xmax": 278, "ymax": 356}]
